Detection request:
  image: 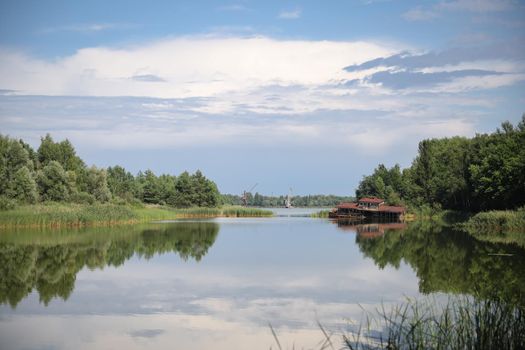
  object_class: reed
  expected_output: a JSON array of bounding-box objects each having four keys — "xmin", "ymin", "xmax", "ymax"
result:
[
  {"xmin": 341, "ymin": 297, "xmax": 525, "ymax": 350},
  {"xmin": 0, "ymin": 204, "xmax": 273, "ymax": 228},
  {"xmin": 462, "ymin": 209, "xmax": 525, "ymax": 231},
  {"xmin": 310, "ymin": 210, "xmax": 331, "ymax": 218},
  {"xmin": 220, "ymin": 206, "xmax": 273, "ymax": 217},
  {"xmin": 0, "ymin": 203, "xmax": 138, "ymax": 228},
  {"xmin": 458, "ymin": 209, "xmax": 525, "ymax": 247},
  {"xmin": 270, "ymin": 297, "xmax": 525, "ymax": 350}
]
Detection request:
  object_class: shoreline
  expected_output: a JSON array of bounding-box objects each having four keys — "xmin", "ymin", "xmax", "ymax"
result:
[{"xmin": 0, "ymin": 204, "xmax": 273, "ymax": 229}]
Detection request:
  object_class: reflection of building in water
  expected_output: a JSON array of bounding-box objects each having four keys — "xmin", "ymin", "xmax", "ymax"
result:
[
  {"xmin": 329, "ymin": 197, "xmax": 406, "ymax": 220},
  {"xmin": 334, "ymin": 221, "xmax": 407, "ymax": 238}
]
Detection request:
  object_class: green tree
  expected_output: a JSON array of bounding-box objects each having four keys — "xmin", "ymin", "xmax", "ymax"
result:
[
  {"xmin": 37, "ymin": 161, "xmax": 71, "ymax": 201},
  {"xmin": 84, "ymin": 166, "xmax": 111, "ymax": 202},
  {"xmin": 172, "ymin": 171, "xmax": 193, "ymax": 207},
  {"xmin": 37, "ymin": 134, "xmax": 84, "ymax": 172},
  {"xmin": 356, "ymin": 164, "xmax": 406, "ymax": 205},
  {"xmin": 190, "ymin": 170, "xmax": 220, "ymax": 207},
  {"xmin": 107, "ymin": 165, "xmax": 138, "ymax": 200},
  {"xmin": 469, "ymin": 117, "xmax": 525, "ymax": 210},
  {"xmin": 10, "ymin": 167, "xmax": 38, "ymax": 203},
  {"xmin": 0, "ymin": 135, "xmax": 35, "ymax": 200},
  {"xmin": 141, "ymin": 170, "xmax": 160, "ymax": 204}
]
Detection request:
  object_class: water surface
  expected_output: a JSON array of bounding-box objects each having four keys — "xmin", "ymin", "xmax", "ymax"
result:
[{"xmin": 0, "ymin": 215, "xmax": 523, "ymax": 349}]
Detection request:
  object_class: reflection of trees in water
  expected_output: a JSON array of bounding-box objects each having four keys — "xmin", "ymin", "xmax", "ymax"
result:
[
  {"xmin": 0, "ymin": 223, "xmax": 219, "ymax": 308},
  {"xmin": 355, "ymin": 221, "xmax": 525, "ymax": 306}
]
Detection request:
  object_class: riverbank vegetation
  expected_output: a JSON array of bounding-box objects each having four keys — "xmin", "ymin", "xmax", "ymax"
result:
[
  {"xmin": 342, "ymin": 297, "xmax": 524, "ymax": 350},
  {"xmin": 310, "ymin": 210, "xmax": 331, "ymax": 218},
  {"xmin": 0, "ymin": 203, "xmax": 272, "ymax": 228},
  {"xmin": 459, "ymin": 208, "xmax": 525, "ymax": 248},
  {"xmin": 355, "ymin": 115, "xmax": 525, "ymax": 214}
]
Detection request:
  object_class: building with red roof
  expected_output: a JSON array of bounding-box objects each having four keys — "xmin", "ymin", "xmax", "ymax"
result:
[{"xmin": 329, "ymin": 197, "xmax": 405, "ymax": 220}]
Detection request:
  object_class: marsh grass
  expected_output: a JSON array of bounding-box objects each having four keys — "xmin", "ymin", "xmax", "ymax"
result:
[
  {"xmin": 0, "ymin": 204, "xmax": 273, "ymax": 228},
  {"xmin": 343, "ymin": 297, "xmax": 525, "ymax": 350},
  {"xmin": 221, "ymin": 206, "xmax": 273, "ymax": 217},
  {"xmin": 270, "ymin": 297, "xmax": 525, "ymax": 350},
  {"xmin": 0, "ymin": 203, "xmax": 137, "ymax": 228},
  {"xmin": 459, "ymin": 209, "xmax": 525, "ymax": 247},
  {"xmin": 462, "ymin": 209, "xmax": 525, "ymax": 231},
  {"xmin": 311, "ymin": 210, "xmax": 331, "ymax": 218}
]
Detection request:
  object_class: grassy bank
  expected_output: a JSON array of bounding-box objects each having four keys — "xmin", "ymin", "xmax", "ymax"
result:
[
  {"xmin": 0, "ymin": 203, "xmax": 273, "ymax": 228},
  {"xmin": 461, "ymin": 209, "xmax": 525, "ymax": 231},
  {"xmin": 459, "ymin": 209, "xmax": 525, "ymax": 247}
]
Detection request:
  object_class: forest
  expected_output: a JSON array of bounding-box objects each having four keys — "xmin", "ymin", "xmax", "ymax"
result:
[
  {"xmin": 0, "ymin": 134, "xmax": 221, "ymax": 209},
  {"xmin": 355, "ymin": 115, "xmax": 525, "ymax": 212}
]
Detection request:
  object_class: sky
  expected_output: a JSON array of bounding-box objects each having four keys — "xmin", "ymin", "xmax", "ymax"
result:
[{"xmin": 0, "ymin": 0, "xmax": 524, "ymax": 195}]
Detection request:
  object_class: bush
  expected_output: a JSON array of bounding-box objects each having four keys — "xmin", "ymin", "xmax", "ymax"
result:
[
  {"xmin": 0, "ymin": 196, "xmax": 17, "ymax": 211},
  {"xmin": 70, "ymin": 192, "xmax": 96, "ymax": 205}
]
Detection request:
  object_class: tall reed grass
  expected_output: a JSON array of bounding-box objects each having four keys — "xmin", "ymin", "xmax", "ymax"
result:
[
  {"xmin": 310, "ymin": 210, "xmax": 331, "ymax": 218},
  {"xmin": 270, "ymin": 297, "xmax": 525, "ymax": 350},
  {"xmin": 0, "ymin": 204, "xmax": 273, "ymax": 228},
  {"xmin": 459, "ymin": 209, "xmax": 525, "ymax": 247},
  {"xmin": 462, "ymin": 209, "xmax": 525, "ymax": 232},
  {"xmin": 342, "ymin": 297, "xmax": 525, "ymax": 350}
]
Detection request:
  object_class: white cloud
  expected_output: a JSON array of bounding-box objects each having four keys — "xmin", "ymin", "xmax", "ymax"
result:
[
  {"xmin": 0, "ymin": 34, "xmax": 520, "ymax": 157},
  {"xmin": 0, "ymin": 36, "xmax": 396, "ymax": 100},
  {"xmin": 278, "ymin": 8, "xmax": 302, "ymax": 19}
]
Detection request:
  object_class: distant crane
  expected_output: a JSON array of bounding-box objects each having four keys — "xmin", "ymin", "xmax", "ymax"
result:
[
  {"xmin": 285, "ymin": 187, "xmax": 293, "ymax": 208},
  {"xmin": 241, "ymin": 183, "xmax": 258, "ymax": 207}
]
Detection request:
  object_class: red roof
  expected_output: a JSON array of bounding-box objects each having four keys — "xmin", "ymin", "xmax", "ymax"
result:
[
  {"xmin": 358, "ymin": 197, "xmax": 385, "ymax": 204},
  {"xmin": 337, "ymin": 202, "xmax": 358, "ymax": 209}
]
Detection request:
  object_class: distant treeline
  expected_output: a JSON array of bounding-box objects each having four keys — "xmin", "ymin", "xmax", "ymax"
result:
[
  {"xmin": 356, "ymin": 115, "xmax": 525, "ymax": 212},
  {"xmin": 221, "ymin": 193, "xmax": 354, "ymax": 207},
  {"xmin": 0, "ymin": 134, "xmax": 221, "ymax": 209}
]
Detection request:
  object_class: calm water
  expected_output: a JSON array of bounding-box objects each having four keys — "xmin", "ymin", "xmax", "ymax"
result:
[{"xmin": 1, "ymin": 210, "xmax": 524, "ymax": 349}]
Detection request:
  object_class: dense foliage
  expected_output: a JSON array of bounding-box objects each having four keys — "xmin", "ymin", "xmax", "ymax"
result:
[
  {"xmin": 355, "ymin": 115, "xmax": 525, "ymax": 211},
  {"xmin": 0, "ymin": 134, "xmax": 221, "ymax": 209},
  {"xmin": 222, "ymin": 193, "xmax": 354, "ymax": 207}
]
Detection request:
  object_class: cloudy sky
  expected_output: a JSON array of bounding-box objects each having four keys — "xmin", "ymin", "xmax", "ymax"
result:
[{"xmin": 1, "ymin": 0, "xmax": 524, "ymax": 195}]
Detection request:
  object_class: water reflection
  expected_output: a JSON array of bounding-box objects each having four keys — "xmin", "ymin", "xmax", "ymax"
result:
[
  {"xmin": 0, "ymin": 222, "xmax": 219, "ymax": 308},
  {"xmin": 334, "ymin": 220, "xmax": 525, "ymax": 306},
  {"xmin": 1, "ymin": 218, "xmax": 524, "ymax": 350}
]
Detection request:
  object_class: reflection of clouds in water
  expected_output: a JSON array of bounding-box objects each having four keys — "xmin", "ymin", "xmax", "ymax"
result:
[
  {"xmin": 128, "ymin": 329, "xmax": 165, "ymax": 338},
  {"xmin": 0, "ymin": 219, "xmax": 421, "ymax": 349},
  {"xmin": 0, "ymin": 310, "xmax": 389, "ymax": 350}
]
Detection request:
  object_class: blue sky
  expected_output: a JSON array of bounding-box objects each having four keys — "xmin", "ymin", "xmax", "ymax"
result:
[{"xmin": 1, "ymin": 0, "xmax": 524, "ymax": 195}]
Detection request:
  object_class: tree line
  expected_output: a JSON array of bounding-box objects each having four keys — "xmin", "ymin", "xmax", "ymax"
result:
[
  {"xmin": 0, "ymin": 134, "xmax": 221, "ymax": 209},
  {"xmin": 355, "ymin": 115, "xmax": 525, "ymax": 211},
  {"xmin": 221, "ymin": 193, "xmax": 355, "ymax": 207}
]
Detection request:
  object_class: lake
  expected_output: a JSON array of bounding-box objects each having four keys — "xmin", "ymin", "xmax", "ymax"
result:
[{"xmin": 1, "ymin": 209, "xmax": 524, "ymax": 349}]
